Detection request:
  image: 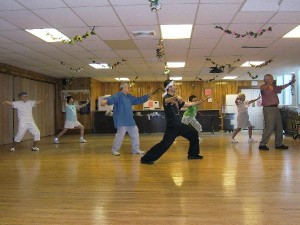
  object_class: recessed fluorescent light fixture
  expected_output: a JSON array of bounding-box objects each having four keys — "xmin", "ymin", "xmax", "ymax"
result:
[
  {"xmin": 170, "ymin": 76, "xmax": 182, "ymax": 81},
  {"xmin": 89, "ymin": 63, "xmax": 111, "ymax": 69},
  {"xmin": 241, "ymin": 61, "xmax": 265, "ymax": 67},
  {"xmin": 161, "ymin": 25, "xmax": 193, "ymax": 39},
  {"xmin": 115, "ymin": 78, "xmax": 130, "ymax": 81},
  {"xmin": 25, "ymin": 28, "xmax": 70, "ymax": 42},
  {"xmin": 223, "ymin": 76, "xmax": 238, "ymax": 80},
  {"xmin": 166, "ymin": 62, "xmax": 185, "ymax": 68},
  {"xmin": 283, "ymin": 25, "xmax": 300, "ymax": 38}
]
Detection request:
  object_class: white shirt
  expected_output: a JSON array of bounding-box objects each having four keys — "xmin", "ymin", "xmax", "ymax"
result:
[
  {"xmin": 12, "ymin": 100, "xmax": 36, "ymax": 123},
  {"xmin": 236, "ymin": 100, "xmax": 250, "ymax": 113}
]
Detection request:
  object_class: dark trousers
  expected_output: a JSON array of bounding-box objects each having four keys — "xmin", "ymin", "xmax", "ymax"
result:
[{"xmin": 141, "ymin": 123, "xmax": 200, "ymax": 162}]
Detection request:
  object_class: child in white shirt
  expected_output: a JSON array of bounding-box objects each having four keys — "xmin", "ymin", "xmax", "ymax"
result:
[
  {"xmin": 1, "ymin": 91, "xmax": 48, "ymax": 152},
  {"xmin": 231, "ymin": 93, "xmax": 260, "ymax": 143}
]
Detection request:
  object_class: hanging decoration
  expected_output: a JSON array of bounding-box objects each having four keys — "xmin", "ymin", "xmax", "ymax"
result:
[
  {"xmin": 148, "ymin": 0, "xmax": 162, "ymax": 11},
  {"xmin": 156, "ymin": 38, "xmax": 164, "ymax": 61},
  {"xmin": 47, "ymin": 27, "xmax": 96, "ymax": 45},
  {"xmin": 129, "ymin": 76, "xmax": 139, "ymax": 87},
  {"xmin": 249, "ymin": 58, "xmax": 273, "ymax": 68},
  {"xmin": 206, "ymin": 57, "xmax": 240, "ymax": 73},
  {"xmin": 62, "ymin": 77, "xmax": 74, "ymax": 86},
  {"xmin": 291, "ymin": 73, "xmax": 296, "ymax": 96},
  {"xmin": 214, "ymin": 25, "xmax": 272, "ymax": 38},
  {"xmin": 195, "ymin": 75, "xmax": 219, "ymax": 83},
  {"xmin": 247, "ymin": 72, "xmax": 258, "ymax": 80},
  {"xmin": 60, "ymin": 61, "xmax": 84, "ymax": 72},
  {"xmin": 111, "ymin": 59, "xmax": 127, "ymax": 69},
  {"xmin": 164, "ymin": 63, "xmax": 170, "ymax": 76}
]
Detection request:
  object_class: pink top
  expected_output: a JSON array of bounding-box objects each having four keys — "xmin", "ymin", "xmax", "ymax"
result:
[{"xmin": 261, "ymin": 85, "xmax": 283, "ymax": 106}]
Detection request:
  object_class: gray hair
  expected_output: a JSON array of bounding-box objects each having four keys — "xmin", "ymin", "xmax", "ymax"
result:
[{"xmin": 120, "ymin": 82, "xmax": 129, "ymax": 90}]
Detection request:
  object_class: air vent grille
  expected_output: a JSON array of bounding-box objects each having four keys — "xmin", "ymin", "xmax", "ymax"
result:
[{"xmin": 132, "ymin": 30, "xmax": 156, "ymax": 37}]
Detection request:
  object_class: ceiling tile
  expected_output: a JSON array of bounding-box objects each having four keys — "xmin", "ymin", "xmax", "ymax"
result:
[
  {"xmin": 63, "ymin": 0, "xmax": 109, "ymax": 7},
  {"xmin": 16, "ymin": 0, "xmax": 67, "ymax": 9},
  {"xmin": 97, "ymin": 27, "xmax": 130, "ymax": 40},
  {"xmin": 0, "ymin": 0, "xmax": 25, "ymax": 10},
  {"xmin": 232, "ymin": 12, "xmax": 276, "ymax": 23}
]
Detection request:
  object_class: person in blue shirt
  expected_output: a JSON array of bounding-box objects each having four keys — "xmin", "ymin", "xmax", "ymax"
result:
[
  {"xmin": 101, "ymin": 82, "xmax": 152, "ymax": 156},
  {"xmin": 54, "ymin": 96, "xmax": 89, "ymax": 144}
]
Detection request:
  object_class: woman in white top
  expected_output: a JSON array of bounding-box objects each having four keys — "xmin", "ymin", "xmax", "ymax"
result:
[
  {"xmin": 231, "ymin": 93, "xmax": 260, "ymax": 143},
  {"xmin": 54, "ymin": 96, "xmax": 89, "ymax": 144},
  {"xmin": 1, "ymin": 91, "xmax": 48, "ymax": 152}
]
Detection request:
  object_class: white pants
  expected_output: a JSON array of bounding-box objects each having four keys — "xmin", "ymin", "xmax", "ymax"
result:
[
  {"xmin": 112, "ymin": 126, "xmax": 140, "ymax": 153},
  {"xmin": 181, "ymin": 116, "xmax": 202, "ymax": 136},
  {"xmin": 14, "ymin": 122, "xmax": 40, "ymax": 142}
]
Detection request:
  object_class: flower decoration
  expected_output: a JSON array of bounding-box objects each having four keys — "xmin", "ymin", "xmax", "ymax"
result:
[
  {"xmin": 206, "ymin": 57, "xmax": 240, "ymax": 73},
  {"xmin": 164, "ymin": 63, "xmax": 170, "ymax": 75},
  {"xmin": 111, "ymin": 59, "xmax": 126, "ymax": 69},
  {"xmin": 291, "ymin": 73, "xmax": 295, "ymax": 96},
  {"xmin": 149, "ymin": 0, "xmax": 162, "ymax": 11},
  {"xmin": 61, "ymin": 61, "xmax": 83, "ymax": 72},
  {"xmin": 214, "ymin": 25, "xmax": 272, "ymax": 38},
  {"xmin": 247, "ymin": 72, "xmax": 258, "ymax": 80},
  {"xmin": 196, "ymin": 75, "xmax": 218, "ymax": 83},
  {"xmin": 156, "ymin": 38, "xmax": 164, "ymax": 61},
  {"xmin": 47, "ymin": 27, "xmax": 96, "ymax": 45},
  {"xmin": 129, "ymin": 76, "xmax": 139, "ymax": 87},
  {"xmin": 249, "ymin": 58, "xmax": 273, "ymax": 68}
]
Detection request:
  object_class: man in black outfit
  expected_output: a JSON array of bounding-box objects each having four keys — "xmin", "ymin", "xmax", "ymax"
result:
[{"xmin": 141, "ymin": 79, "xmax": 203, "ymax": 165}]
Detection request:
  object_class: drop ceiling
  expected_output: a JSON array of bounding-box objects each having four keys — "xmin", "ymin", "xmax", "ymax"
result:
[{"xmin": 0, "ymin": 0, "xmax": 300, "ymax": 82}]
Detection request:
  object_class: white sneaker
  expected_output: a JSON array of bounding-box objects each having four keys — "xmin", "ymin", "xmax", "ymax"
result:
[
  {"xmin": 31, "ymin": 147, "xmax": 39, "ymax": 151},
  {"xmin": 132, "ymin": 150, "xmax": 145, "ymax": 155},
  {"xmin": 54, "ymin": 137, "xmax": 59, "ymax": 144},
  {"xmin": 112, "ymin": 151, "xmax": 120, "ymax": 156},
  {"xmin": 10, "ymin": 147, "xmax": 15, "ymax": 152},
  {"xmin": 248, "ymin": 138, "xmax": 257, "ymax": 143},
  {"xmin": 79, "ymin": 138, "xmax": 87, "ymax": 143},
  {"xmin": 231, "ymin": 138, "xmax": 238, "ymax": 143}
]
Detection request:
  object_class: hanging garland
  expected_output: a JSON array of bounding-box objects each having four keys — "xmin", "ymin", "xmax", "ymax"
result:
[
  {"xmin": 111, "ymin": 59, "xmax": 126, "ymax": 69},
  {"xmin": 129, "ymin": 76, "xmax": 139, "ymax": 87},
  {"xmin": 156, "ymin": 38, "xmax": 164, "ymax": 61},
  {"xmin": 214, "ymin": 25, "xmax": 272, "ymax": 38},
  {"xmin": 164, "ymin": 63, "xmax": 170, "ymax": 75},
  {"xmin": 148, "ymin": 0, "xmax": 162, "ymax": 11},
  {"xmin": 249, "ymin": 58, "xmax": 273, "ymax": 68},
  {"xmin": 195, "ymin": 75, "xmax": 218, "ymax": 83},
  {"xmin": 206, "ymin": 57, "xmax": 241, "ymax": 72},
  {"xmin": 291, "ymin": 73, "xmax": 296, "ymax": 96},
  {"xmin": 247, "ymin": 72, "xmax": 258, "ymax": 80},
  {"xmin": 47, "ymin": 27, "xmax": 96, "ymax": 45},
  {"xmin": 60, "ymin": 61, "xmax": 83, "ymax": 72}
]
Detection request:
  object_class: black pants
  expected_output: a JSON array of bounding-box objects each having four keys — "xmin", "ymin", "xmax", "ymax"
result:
[{"xmin": 141, "ymin": 123, "xmax": 200, "ymax": 162}]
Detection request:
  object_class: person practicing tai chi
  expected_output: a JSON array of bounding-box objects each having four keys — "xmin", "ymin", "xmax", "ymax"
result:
[
  {"xmin": 181, "ymin": 95, "xmax": 211, "ymax": 141},
  {"xmin": 231, "ymin": 93, "xmax": 260, "ymax": 143},
  {"xmin": 258, "ymin": 73, "xmax": 296, "ymax": 150},
  {"xmin": 1, "ymin": 91, "xmax": 48, "ymax": 152},
  {"xmin": 54, "ymin": 96, "xmax": 89, "ymax": 144},
  {"xmin": 141, "ymin": 79, "xmax": 204, "ymax": 165},
  {"xmin": 101, "ymin": 82, "xmax": 158, "ymax": 156}
]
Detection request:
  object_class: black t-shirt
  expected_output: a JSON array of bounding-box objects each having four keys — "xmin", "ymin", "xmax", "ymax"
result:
[{"xmin": 163, "ymin": 94, "xmax": 185, "ymax": 127}]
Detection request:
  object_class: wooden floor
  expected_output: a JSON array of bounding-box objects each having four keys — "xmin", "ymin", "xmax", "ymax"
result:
[{"xmin": 0, "ymin": 131, "xmax": 299, "ymax": 225}]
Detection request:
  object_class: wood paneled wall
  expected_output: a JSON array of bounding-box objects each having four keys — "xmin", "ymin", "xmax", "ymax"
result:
[
  {"xmin": 0, "ymin": 63, "xmax": 56, "ymax": 145},
  {"xmin": 98, "ymin": 80, "xmax": 264, "ymax": 112},
  {"xmin": 0, "ymin": 74, "xmax": 14, "ymax": 145}
]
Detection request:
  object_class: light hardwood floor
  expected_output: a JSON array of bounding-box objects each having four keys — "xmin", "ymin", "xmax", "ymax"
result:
[{"xmin": 0, "ymin": 131, "xmax": 299, "ymax": 225}]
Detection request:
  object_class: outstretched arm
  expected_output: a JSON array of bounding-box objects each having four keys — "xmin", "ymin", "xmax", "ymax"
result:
[
  {"xmin": 1, "ymin": 101, "xmax": 13, "ymax": 106},
  {"xmin": 78, "ymin": 100, "xmax": 90, "ymax": 109},
  {"xmin": 36, "ymin": 94, "xmax": 48, "ymax": 106},
  {"xmin": 184, "ymin": 96, "xmax": 211, "ymax": 107},
  {"xmin": 248, "ymin": 95, "xmax": 261, "ymax": 104}
]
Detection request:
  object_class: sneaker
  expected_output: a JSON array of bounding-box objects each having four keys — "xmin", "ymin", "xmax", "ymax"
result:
[
  {"xmin": 132, "ymin": 150, "xmax": 145, "ymax": 155},
  {"xmin": 140, "ymin": 158, "xmax": 154, "ymax": 165},
  {"xmin": 187, "ymin": 155, "xmax": 204, "ymax": 160},
  {"xmin": 31, "ymin": 147, "xmax": 39, "ymax": 151},
  {"xmin": 259, "ymin": 145, "xmax": 269, "ymax": 150},
  {"xmin": 248, "ymin": 138, "xmax": 257, "ymax": 143},
  {"xmin": 112, "ymin": 151, "xmax": 120, "ymax": 156},
  {"xmin": 10, "ymin": 147, "xmax": 15, "ymax": 152},
  {"xmin": 79, "ymin": 138, "xmax": 87, "ymax": 143},
  {"xmin": 54, "ymin": 137, "xmax": 59, "ymax": 144},
  {"xmin": 231, "ymin": 138, "xmax": 238, "ymax": 143},
  {"xmin": 275, "ymin": 144, "xmax": 289, "ymax": 149}
]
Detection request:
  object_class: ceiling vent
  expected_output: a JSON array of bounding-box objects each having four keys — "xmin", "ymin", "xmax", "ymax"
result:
[
  {"xmin": 132, "ymin": 30, "xmax": 156, "ymax": 38},
  {"xmin": 209, "ymin": 67, "xmax": 224, "ymax": 73}
]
